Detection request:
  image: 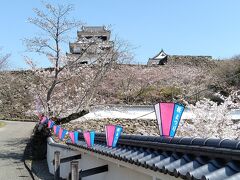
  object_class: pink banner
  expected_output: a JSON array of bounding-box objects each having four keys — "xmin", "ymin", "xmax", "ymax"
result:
[
  {"xmin": 40, "ymin": 116, "xmax": 47, "ymax": 124},
  {"xmin": 38, "ymin": 114, "xmax": 43, "ymax": 120},
  {"xmin": 160, "ymin": 103, "xmax": 174, "ymax": 136},
  {"xmin": 53, "ymin": 125, "xmax": 57, "ymax": 134},
  {"xmin": 69, "ymin": 132, "xmax": 75, "ymax": 143},
  {"xmin": 106, "ymin": 125, "xmax": 116, "ymax": 147},
  {"xmin": 48, "ymin": 120, "xmax": 51, "ymax": 128},
  {"xmin": 83, "ymin": 132, "xmax": 91, "ymax": 147}
]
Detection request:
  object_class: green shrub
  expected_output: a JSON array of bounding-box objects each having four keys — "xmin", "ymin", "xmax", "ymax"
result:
[{"xmin": 159, "ymin": 86, "xmax": 181, "ymax": 100}]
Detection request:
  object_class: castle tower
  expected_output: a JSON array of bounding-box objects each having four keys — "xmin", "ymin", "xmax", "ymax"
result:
[
  {"xmin": 67, "ymin": 26, "xmax": 114, "ymax": 64},
  {"xmin": 147, "ymin": 49, "xmax": 168, "ymax": 65}
]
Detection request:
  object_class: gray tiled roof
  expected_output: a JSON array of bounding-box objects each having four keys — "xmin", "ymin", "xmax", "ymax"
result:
[
  {"xmin": 66, "ymin": 133, "xmax": 240, "ymax": 180},
  {"xmin": 82, "ymin": 26, "xmax": 108, "ymax": 32}
]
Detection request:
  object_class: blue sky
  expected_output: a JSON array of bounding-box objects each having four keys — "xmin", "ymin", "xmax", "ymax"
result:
[{"xmin": 0, "ymin": 0, "xmax": 240, "ymax": 69}]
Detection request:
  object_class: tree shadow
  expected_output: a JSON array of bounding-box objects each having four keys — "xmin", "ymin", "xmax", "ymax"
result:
[
  {"xmin": 3, "ymin": 137, "xmax": 29, "ymax": 147},
  {"xmin": 0, "ymin": 152, "xmax": 23, "ymax": 160},
  {"xmin": 31, "ymin": 159, "xmax": 54, "ymax": 180},
  {"xmin": 0, "ymin": 137, "xmax": 30, "ymax": 161}
]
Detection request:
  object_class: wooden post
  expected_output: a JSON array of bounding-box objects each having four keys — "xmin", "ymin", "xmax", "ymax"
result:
[
  {"xmin": 71, "ymin": 160, "xmax": 79, "ymax": 180},
  {"xmin": 54, "ymin": 151, "xmax": 60, "ymax": 180}
]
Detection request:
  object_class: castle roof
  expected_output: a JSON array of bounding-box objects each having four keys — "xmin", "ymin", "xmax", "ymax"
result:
[
  {"xmin": 81, "ymin": 26, "xmax": 109, "ymax": 32},
  {"xmin": 77, "ymin": 26, "xmax": 111, "ymax": 41},
  {"xmin": 67, "ymin": 133, "xmax": 240, "ymax": 180},
  {"xmin": 150, "ymin": 49, "xmax": 167, "ymax": 60}
]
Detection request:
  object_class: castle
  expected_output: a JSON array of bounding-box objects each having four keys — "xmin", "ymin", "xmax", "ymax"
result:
[
  {"xmin": 147, "ymin": 49, "xmax": 212, "ymax": 66},
  {"xmin": 68, "ymin": 26, "xmax": 213, "ymax": 66},
  {"xmin": 67, "ymin": 26, "xmax": 114, "ymax": 65}
]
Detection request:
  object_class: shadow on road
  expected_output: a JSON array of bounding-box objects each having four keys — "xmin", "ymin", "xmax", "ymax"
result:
[
  {"xmin": 0, "ymin": 138, "xmax": 29, "ymax": 161},
  {"xmin": 21, "ymin": 124, "xmax": 54, "ymax": 180},
  {"xmin": 4, "ymin": 138, "xmax": 29, "ymax": 147},
  {"xmin": 0, "ymin": 152, "xmax": 23, "ymax": 160},
  {"xmin": 31, "ymin": 159, "xmax": 54, "ymax": 180}
]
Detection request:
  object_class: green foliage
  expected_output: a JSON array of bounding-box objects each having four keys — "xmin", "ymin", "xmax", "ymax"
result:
[
  {"xmin": 213, "ymin": 59, "xmax": 240, "ymax": 88},
  {"xmin": 0, "ymin": 121, "xmax": 5, "ymax": 128},
  {"xmin": 119, "ymin": 85, "xmax": 182, "ymax": 104},
  {"xmin": 159, "ymin": 86, "xmax": 181, "ymax": 100}
]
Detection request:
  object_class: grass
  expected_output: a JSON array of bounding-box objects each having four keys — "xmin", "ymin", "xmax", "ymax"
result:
[
  {"xmin": 0, "ymin": 121, "xmax": 6, "ymax": 128},
  {"xmin": 0, "ymin": 117, "xmax": 37, "ymax": 122}
]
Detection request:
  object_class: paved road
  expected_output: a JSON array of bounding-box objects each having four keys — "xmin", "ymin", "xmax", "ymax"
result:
[{"xmin": 0, "ymin": 120, "xmax": 36, "ymax": 180}]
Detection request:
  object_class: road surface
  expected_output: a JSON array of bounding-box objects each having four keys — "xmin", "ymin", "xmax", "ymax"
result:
[{"xmin": 0, "ymin": 120, "xmax": 36, "ymax": 180}]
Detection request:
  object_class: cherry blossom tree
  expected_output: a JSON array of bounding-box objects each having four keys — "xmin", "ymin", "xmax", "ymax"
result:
[
  {"xmin": 0, "ymin": 49, "xmax": 10, "ymax": 71},
  {"xmin": 24, "ymin": 2, "xmax": 81, "ymax": 115},
  {"xmin": 24, "ymin": 2, "xmax": 131, "ymax": 117},
  {"xmin": 177, "ymin": 90, "xmax": 240, "ymax": 139}
]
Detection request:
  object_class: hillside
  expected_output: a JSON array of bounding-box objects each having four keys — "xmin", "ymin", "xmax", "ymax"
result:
[{"xmin": 0, "ymin": 58, "xmax": 239, "ymax": 119}]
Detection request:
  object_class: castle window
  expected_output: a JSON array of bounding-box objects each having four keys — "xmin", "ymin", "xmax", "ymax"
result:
[
  {"xmin": 79, "ymin": 61, "xmax": 88, "ymax": 64},
  {"xmin": 98, "ymin": 36, "xmax": 107, "ymax": 41}
]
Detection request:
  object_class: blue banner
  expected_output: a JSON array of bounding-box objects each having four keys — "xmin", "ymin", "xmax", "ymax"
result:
[
  {"xmin": 56, "ymin": 125, "xmax": 60, "ymax": 135},
  {"xmin": 48, "ymin": 120, "xmax": 55, "ymax": 129},
  {"xmin": 74, "ymin": 131, "xmax": 79, "ymax": 144},
  {"xmin": 112, "ymin": 126, "xmax": 123, "ymax": 147},
  {"xmin": 90, "ymin": 131, "xmax": 95, "ymax": 147},
  {"xmin": 169, "ymin": 104, "xmax": 185, "ymax": 137},
  {"xmin": 61, "ymin": 129, "xmax": 68, "ymax": 140},
  {"xmin": 50, "ymin": 121, "xmax": 55, "ymax": 128}
]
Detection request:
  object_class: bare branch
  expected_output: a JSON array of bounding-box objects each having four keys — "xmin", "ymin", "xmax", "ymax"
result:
[
  {"xmin": 24, "ymin": 2, "xmax": 132, "ymax": 117},
  {"xmin": 0, "ymin": 49, "xmax": 10, "ymax": 70}
]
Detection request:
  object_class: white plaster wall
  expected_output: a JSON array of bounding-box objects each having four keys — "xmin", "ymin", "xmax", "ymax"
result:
[
  {"xmin": 78, "ymin": 152, "xmax": 152, "ymax": 180},
  {"xmin": 47, "ymin": 138, "xmax": 177, "ymax": 180},
  {"xmin": 72, "ymin": 105, "xmax": 240, "ymax": 122},
  {"xmin": 72, "ymin": 105, "xmax": 196, "ymax": 122},
  {"xmin": 47, "ymin": 138, "xmax": 81, "ymax": 179}
]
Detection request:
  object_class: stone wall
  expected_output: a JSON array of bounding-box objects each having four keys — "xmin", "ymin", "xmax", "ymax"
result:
[
  {"xmin": 0, "ymin": 61, "xmax": 216, "ymax": 119},
  {"xmin": 62, "ymin": 118, "xmax": 193, "ymax": 137},
  {"xmin": 63, "ymin": 118, "xmax": 159, "ymax": 136},
  {"xmin": 147, "ymin": 55, "xmax": 214, "ymax": 67},
  {"xmin": 0, "ymin": 70, "xmax": 36, "ymax": 120},
  {"xmin": 167, "ymin": 55, "xmax": 213, "ymax": 67}
]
